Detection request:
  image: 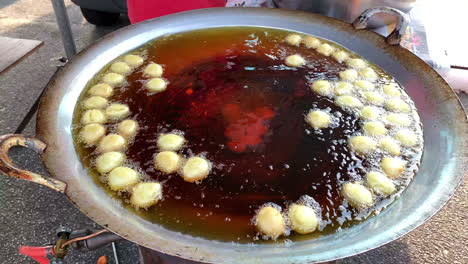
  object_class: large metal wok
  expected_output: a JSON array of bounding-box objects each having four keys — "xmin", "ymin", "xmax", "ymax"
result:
[{"xmin": 0, "ymin": 7, "xmax": 466, "ymax": 264}]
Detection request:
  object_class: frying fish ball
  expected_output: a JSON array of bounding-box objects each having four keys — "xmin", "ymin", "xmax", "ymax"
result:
[
  {"xmin": 316, "ymin": 43, "xmax": 334, "ymax": 56},
  {"xmin": 349, "ymin": 136, "xmax": 377, "ymax": 154},
  {"xmin": 130, "ymin": 182, "xmax": 162, "ymax": 208},
  {"xmin": 146, "ymin": 78, "xmax": 167, "ymax": 93},
  {"xmin": 385, "ymin": 98, "xmax": 411, "ymax": 112},
  {"xmin": 334, "ymin": 81, "xmax": 353, "ymax": 95},
  {"xmin": 339, "ymin": 69, "xmax": 358, "ymax": 81},
  {"xmin": 157, "ymin": 133, "xmax": 185, "ymax": 151},
  {"xmin": 123, "ymin": 54, "xmax": 144, "ymax": 67},
  {"xmin": 285, "ymin": 54, "xmax": 306, "ymax": 67},
  {"xmin": 395, "ymin": 129, "xmax": 418, "ymax": 147},
  {"xmin": 110, "ymin": 62, "xmax": 132, "ymax": 75},
  {"xmin": 95, "ymin": 151, "xmax": 125, "ymax": 174},
  {"xmin": 354, "ymin": 80, "xmax": 375, "ymax": 91},
  {"xmin": 80, "ymin": 124, "xmax": 106, "ymax": 145},
  {"xmin": 359, "ymin": 67, "xmax": 378, "ymax": 81},
  {"xmin": 117, "ymin": 119, "xmax": 139, "ymax": 138},
  {"xmin": 306, "ymin": 110, "xmax": 331, "ymax": 129},
  {"xmin": 383, "ymin": 84, "xmax": 401, "ymax": 97},
  {"xmin": 97, "ymin": 134, "xmax": 126, "ymax": 153},
  {"xmin": 303, "ymin": 36, "xmax": 321, "ymax": 48},
  {"xmin": 336, "ymin": 95, "xmax": 363, "ymax": 108},
  {"xmin": 363, "ymin": 121, "xmax": 387, "ymax": 136},
  {"xmin": 366, "ymin": 171, "xmax": 396, "ymax": 196},
  {"xmin": 346, "ymin": 58, "xmax": 367, "ymax": 69},
  {"xmin": 154, "ymin": 151, "xmax": 181, "ymax": 174},
  {"xmin": 182, "ymin": 157, "xmax": 211, "ymax": 183},
  {"xmin": 108, "ymin": 167, "xmax": 140, "ymax": 191},
  {"xmin": 88, "ymin": 83, "xmax": 113, "ymax": 98},
  {"xmin": 102, "ymin": 73, "xmax": 124, "ymax": 86},
  {"xmin": 255, "ymin": 205, "xmax": 285, "ymax": 239},
  {"xmin": 386, "ymin": 113, "xmax": 411, "ymax": 126},
  {"xmin": 105, "ymin": 103, "xmax": 130, "ymax": 120},
  {"xmin": 82, "ymin": 96, "xmax": 108, "ymax": 110},
  {"xmin": 379, "ymin": 137, "xmax": 401, "ymax": 156},
  {"xmin": 364, "ymin": 92, "xmax": 385, "ymax": 105},
  {"xmin": 285, "ymin": 34, "xmax": 302, "ymax": 46},
  {"xmin": 342, "ymin": 182, "xmax": 373, "ymax": 208},
  {"xmin": 311, "ymin": 80, "xmax": 332, "ymax": 96},
  {"xmin": 332, "ymin": 50, "xmax": 349, "ymax": 63},
  {"xmin": 288, "ymin": 204, "xmax": 318, "ymax": 234},
  {"xmin": 81, "ymin": 109, "xmax": 107, "ymax": 125},
  {"xmin": 360, "ymin": 106, "xmax": 380, "ymax": 120},
  {"xmin": 381, "ymin": 157, "xmax": 406, "ymax": 178},
  {"xmin": 143, "ymin": 63, "xmax": 163, "ymax": 77}
]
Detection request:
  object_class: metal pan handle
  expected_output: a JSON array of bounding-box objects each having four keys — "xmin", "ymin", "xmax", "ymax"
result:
[
  {"xmin": 0, "ymin": 134, "xmax": 66, "ymax": 193},
  {"xmin": 352, "ymin": 6, "xmax": 410, "ymax": 45}
]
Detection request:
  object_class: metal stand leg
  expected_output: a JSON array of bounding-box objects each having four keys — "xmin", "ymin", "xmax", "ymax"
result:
[{"xmin": 51, "ymin": 0, "xmax": 77, "ymax": 59}]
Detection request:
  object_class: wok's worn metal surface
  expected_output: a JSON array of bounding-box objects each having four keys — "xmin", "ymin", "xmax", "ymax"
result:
[{"xmin": 8, "ymin": 7, "xmax": 468, "ymax": 264}]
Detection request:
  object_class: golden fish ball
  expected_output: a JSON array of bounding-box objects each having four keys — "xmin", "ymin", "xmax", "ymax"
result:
[
  {"xmin": 288, "ymin": 204, "xmax": 319, "ymax": 234},
  {"xmin": 130, "ymin": 182, "xmax": 162, "ymax": 208},
  {"xmin": 359, "ymin": 67, "xmax": 378, "ymax": 81},
  {"xmin": 346, "ymin": 58, "xmax": 367, "ymax": 69},
  {"xmin": 285, "ymin": 54, "xmax": 306, "ymax": 67},
  {"xmin": 105, "ymin": 103, "xmax": 130, "ymax": 121},
  {"xmin": 154, "ymin": 151, "xmax": 181, "ymax": 174},
  {"xmin": 123, "ymin": 54, "xmax": 144, "ymax": 67},
  {"xmin": 108, "ymin": 167, "xmax": 140, "ymax": 191},
  {"xmin": 255, "ymin": 205, "xmax": 285, "ymax": 239},
  {"xmin": 385, "ymin": 98, "xmax": 411, "ymax": 112},
  {"xmin": 88, "ymin": 83, "xmax": 113, "ymax": 98},
  {"xmin": 306, "ymin": 110, "xmax": 331, "ymax": 129},
  {"xmin": 157, "ymin": 133, "xmax": 185, "ymax": 151},
  {"xmin": 81, "ymin": 109, "xmax": 107, "ymax": 125},
  {"xmin": 366, "ymin": 171, "xmax": 396, "ymax": 196},
  {"xmin": 182, "ymin": 156, "xmax": 211, "ymax": 183},
  {"xmin": 379, "ymin": 137, "xmax": 401, "ymax": 156},
  {"xmin": 316, "ymin": 43, "xmax": 334, "ymax": 56},
  {"xmin": 102, "ymin": 72, "xmax": 124, "ymax": 86},
  {"xmin": 311, "ymin": 80, "xmax": 332, "ymax": 96},
  {"xmin": 383, "ymin": 84, "xmax": 401, "ymax": 97},
  {"xmin": 143, "ymin": 63, "xmax": 163, "ymax": 77},
  {"xmin": 395, "ymin": 129, "xmax": 418, "ymax": 147},
  {"xmin": 354, "ymin": 80, "xmax": 375, "ymax": 91},
  {"xmin": 302, "ymin": 36, "xmax": 321, "ymax": 48},
  {"xmin": 339, "ymin": 69, "xmax": 358, "ymax": 81},
  {"xmin": 146, "ymin": 78, "xmax": 167, "ymax": 93},
  {"xmin": 335, "ymin": 95, "xmax": 363, "ymax": 108},
  {"xmin": 332, "ymin": 50, "xmax": 349, "ymax": 63},
  {"xmin": 363, "ymin": 121, "xmax": 387, "ymax": 136},
  {"xmin": 80, "ymin": 124, "xmax": 106, "ymax": 145},
  {"xmin": 95, "ymin": 151, "xmax": 125, "ymax": 174},
  {"xmin": 117, "ymin": 119, "xmax": 139, "ymax": 138},
  {"xmin": 349, "ymin": 136, "xmax": 377, "ymax": 154},
  {"xmin": 97, "ymin": 134, "xmax": 126, "ymax": 153},
  {"xmin": 82, "ymin": 96, "xmax": 108, "ymax": 110},
  {"xmin": 364, "ymin": 91, "xmax": 385, "ymax": 105},
  {"xmin": 342, "ymin": 182, "xmax": 373, "ymax": 208},
  {"xmin": 385, "ymin": 113, "xmax": 411, "ymax": 126},
  {"xmin": 334, "ymin": 81, "xmax": 353, "ymax": 95},
  {"xmin": 285, "ymin": 34, "xmax": 302, "ymax": 46},
  {"xmin": 110, "ymin": 62, "xmax": 132, "ymax": 75},
  {"xmin": 381, "ymin": 157, "xmax": 406, "ymax": 178},
  {"xmin": 360, "ymin": 106, "xmax": 380, "ymax": 120}
]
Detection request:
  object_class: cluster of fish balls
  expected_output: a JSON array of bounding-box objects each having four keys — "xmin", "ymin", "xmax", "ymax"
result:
[
  {"xmin": 154, "ymin": 133, "xmax": 212, "ymax": 183},
  {"xmin": 285, "ymin": 34, "xmax": 421, "ymax": 210},
  {"xmin": 79, "ymin": 54, "xmax": 164, "ymax": 209}
]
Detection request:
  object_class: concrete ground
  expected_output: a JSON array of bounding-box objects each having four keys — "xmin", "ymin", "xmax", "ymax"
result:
[{"xmin": 0, "ymin": 1, "xmax": 466, "ymax": 263}]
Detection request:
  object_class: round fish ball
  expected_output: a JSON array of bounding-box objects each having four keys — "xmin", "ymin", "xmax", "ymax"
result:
[
  {"xmin": 385, "ymin": 98, "xmax": 411, "ymax": 112},
  {"xmin": 359, "ymin": 67, "xmax": 378, "ymax": 81},
  {"xmin": 97, "ymin": 134, "xmax": 126, "ymax": 153},
  {"xmin": 285, "ymin": 54, "xmax": 306, "ymax": 67},
  {"xmin": 95, "ymin": 152, "xmax": 125, "ymax": 174},
  {"xmin": 342, "ymin": 182, "xmax": 373, "ymax": 208},
  {"xmin": 182, "ymin": 157, "xmax": 211, "ymax": 183},
  {"xmin": 123, "ymin": 54, "xmax": 144, "ymax": 68},
  {"xmin": 157, "ymin": 133, "xmax": 185, "ymax": 151},
  {"xmin": 395, "ymin": 129, "xmax": 418, "ymax": 147},
  {"xmin": 88, "ymin": 83, "xmax": 113, "ymax": 98},
  {"xmin": 102, "ymin": 73, "xmax": 124, "ymax": 86},
  {"xmin": 334, "ymin": 81, "xmax": 353, "ymax": 95},
  {"xmin": 381, "ymin": 157, "xmax": 406, "ymax": 178},
  {"xmin": 306, "ymin": 110, "xmax": 331, "ymax": 129},
  {"xmin": 81, "ymin": 109, "xmax": 107, "ymax": 125},
  {"xmin": 110, "ymin": 62, "xmax": 132, "ymax": 75},
  {"xmin": 335, "ymin": 95, "xmax": 363, "ymax": 108},
  {"xmin": 108, "ymin": 167, "xmax": 140, "ymax": 191},
  {"xmin": 285, "ymin": 34, "xmax": 302, "ymax": 46},
  {"xmin": 332, "ymin": 50, "xmax": 349, "ymax": 63},
  {"xmin": 311, "ymin": 80, "xmax": 332, "ymax": 96},
  {"xmin": 316, "ymin": 43, "xmax": 334, "ymax": 56},
  {"xmin": 379, "ymin": 137, "xmax": 401, "ymax": 156},
  {"xmin": 360, "ymin": 106, "xmax": 380, "ymax": 120},
  {"xmin": 349, "ymin": 136, "xmax": 377, "ymax": 154},
  {"xmin": 288, "ymin": 204, "xmax": 318, "ymax": 234},
  {"xmin": 146, "ymin": 78, "xmax": 167, "ymax": 93},
  {"xmin": 346, "ymin": 58, "xmax": 367, "ymax": 69},
  {"xmin": 255, "ymin": 205, "xmax": 285, "ymax": 239},
  {"xmin": 339, "ymin": 69, "xmax": 358, "ymax": 81},
  {"xmin": 366, "ymin": 171, "xmax": 396, "ymax": 196},
  {"xmin": 80, "ymin": 124, "xmax": 106, "ymax": 145},
  {"xmin": 105, "ymin": 103, "xmax": 130, "ymax": 121},
  {"xmin": 143, "ymin": 63, "xmax": 163, "ymax": 77},
  {"xmin": 386, "ymin": 113, "xmax": 411, "ymax": 126},
  {"xmin": 364, "ymin": 92, "xmax": 385, "ymax": 105},
  {"xmin": 82, "ymin": 96, "xmax": 108, "ymax": 110},
  {"xmin": 154, "ymin": 151, "xmax": 181, "ymax": 174},
  {"xmin": 354, "ymin": 80, "xmax": 375, "ymax": 91},
  {"xmin": 117, "ymin": 119, "xmax": 139, "ymax": 138},
  {"xmin": 383, "ymin": 84, "xmax": 401, "ymax": 97},
  {"xmin": 130, "ymin": 182, "xmax": 162, "ymax": 208},
  {"xmin": 302, "ymin": 36, "xmax": 321, "ymax": 48},
  {"xmin": 363, "ymin": 121, "xmax": 387, "ymax": 136}
]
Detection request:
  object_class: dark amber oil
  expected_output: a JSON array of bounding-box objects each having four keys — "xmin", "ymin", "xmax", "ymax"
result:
[{"xmin": 73, "ymin": 27, "xmax": 421, "ymax": 243}]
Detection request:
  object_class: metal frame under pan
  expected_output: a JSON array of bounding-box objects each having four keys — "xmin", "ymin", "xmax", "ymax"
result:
[{"xmin": 0, "ymin": 7, "xmax": 466, "ymax": 264}]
